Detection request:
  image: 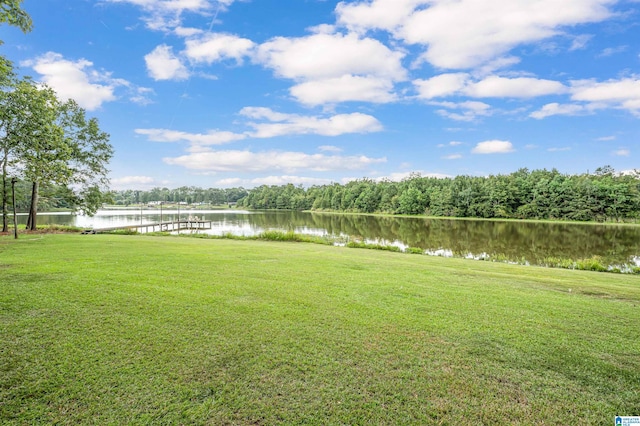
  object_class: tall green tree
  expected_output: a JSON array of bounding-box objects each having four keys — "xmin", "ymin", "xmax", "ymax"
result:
[
  {"xmin": 0, "ymin": 58, "xmax": 16, "ymax": 231},
  {"xmin": 0, "ymin": 0, "xmax": 32, "ymax": 230},
  {"xmin": 16, "ymin": 82, "xmax": 70, "ymax": 230},
  {"xmin": 1, "ymin": 80, "xmax": 112, "ymax": 230},
  {"xmin": 57, "ymin": 100, "xmax": 113, "ymax": 216}
]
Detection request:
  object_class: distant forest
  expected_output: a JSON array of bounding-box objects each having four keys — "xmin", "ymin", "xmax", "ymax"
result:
[
  {"xmin": 18, "ymin": 166, "xmax": 639, "ymax": 222},
  {"xmin": 109, "ymin": 166, "xmax": 639, "ymax": 223},
  {"xmin": 110, "ymin": 186, "xmax": 249, "ymax": 206},
  {"xmin": 8, "ymin": 183, "xmax": 250, "ymax": 211},
  {"xmin": 237, "ymin": 167, "xmax": 640, "ymax": 222}
]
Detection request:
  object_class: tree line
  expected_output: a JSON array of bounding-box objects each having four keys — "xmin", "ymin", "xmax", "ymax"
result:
[
  {"xmin": 237, "ymin": 167, "xmax": 640, "ymax": 222},
  {"xmin": 110, "ymin": 187, "xmax": 249, "ymax": 206},
  {"xmin": 111, "ymin": 166, "xmax": 640, "ymax": 223},
  {"xmin": 13, "ymin": 185, "xmax": 250, "ymax": 209},
  {"xmin": 1, "ymin": 1, "xmax": 113, "ymax": 232}
]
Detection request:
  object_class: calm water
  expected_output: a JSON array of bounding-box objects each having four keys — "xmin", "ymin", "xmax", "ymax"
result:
[{"xmin": 22, "ymin": 210, "xmax": 640, "ymax": 268}]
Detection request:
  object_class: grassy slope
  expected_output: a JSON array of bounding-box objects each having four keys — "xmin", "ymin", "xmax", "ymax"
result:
[{"xmin": 0, "ymin": 234, "xmax": 638, "ymax": 425}]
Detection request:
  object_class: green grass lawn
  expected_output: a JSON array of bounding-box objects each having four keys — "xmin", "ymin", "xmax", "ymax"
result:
[{"xmin": 1, "ymin": 234, "xmax": 638, "ymax": 424}]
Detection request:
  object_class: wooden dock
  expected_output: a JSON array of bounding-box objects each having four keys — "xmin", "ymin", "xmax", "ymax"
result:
[{"xmin": 81, "ymin": 220, "xmax": 212, "ymax": 234}]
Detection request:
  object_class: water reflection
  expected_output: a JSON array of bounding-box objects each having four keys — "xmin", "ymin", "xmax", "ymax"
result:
[
  {"xmin": 244, "ymin": 212, "xmax": 640, "ymax": 267},
  {"xmin": 23, "ymin": 210, "xmax": 640, "ymax": 268}
]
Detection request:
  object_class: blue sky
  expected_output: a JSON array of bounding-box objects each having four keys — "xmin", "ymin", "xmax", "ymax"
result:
[{"xmin": 1, "ymin": 0, "xmax": 639, "ymax": 190}]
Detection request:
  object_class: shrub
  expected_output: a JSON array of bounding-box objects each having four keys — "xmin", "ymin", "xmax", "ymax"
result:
[
  {"xmin": 542, "ymin": 257, "xmax": 575, "ymax": 269},
  {"xmin": 405, "ymin": 247, "xmax": 424, "ymax": 255},
  {"xmin": 346, "ymin": 241, "xmax": 402, "ymax": 252},
  {"xmin": 32, "ymin": 225, "xmax": 83, "ymax": 233},
  {"xmin": 575, "ymin": 257, "xmax": 607, "ymax": 272},
  {"xmin": 256, "ymin": 230, "xmax": 332, "ymax": 245}
]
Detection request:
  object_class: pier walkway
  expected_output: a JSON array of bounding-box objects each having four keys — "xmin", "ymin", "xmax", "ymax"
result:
[{"xmin": 81, "ymin": 220, "xmax": 212, "ymax": 234}]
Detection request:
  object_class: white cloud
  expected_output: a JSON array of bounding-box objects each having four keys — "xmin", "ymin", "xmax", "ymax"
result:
[
  {"xmin": 249, "ymin": 176, "xmax": 334, "ymax": 186},
  {"xmin": 129, "ymin": 87, "xmax": 155, "ymax": 105},
  {"xmin": 215, "ymin": 177, "xmax": 243, "ymax": 186},
  {"xmin": 613, "ymin": 149, "xmax": 630, "ymax": 157},
  {"xmin": 255, "ymin": 32, "xmax": 407, "ymax": 81},
  {"xmin": 110, "ymin": 175, "xmax": 156, "ymax": 190},
  {"xmin": 112, "ymin": 175, "xmax": 154, "ymax": 185},
  {"xmin": 432, "ymin": 101, "xmax": 492, "ymax": 121},
  {"xmin": 135, "ymin": 128, "xmax": 247, "ymax": 145},
  {"xmin": 414, "ymin": 74, "xmax": 566, "ymax": 99},
  {"xmin": 145, "ymin": 44, "xmax": 190, "ymax": 81},
  {"xmin": 318, "ymin": 145, "xmax": 343, "ymax": 153},
  {"xmin": 407, "ymin": 0, "xmax": 614, "ymax": 69},
  {"xmin": 290, "ymin": 75, "xmax": 397, "ymax": 105},
  {"xmin": 252, "ymin": 26, "xmax": 408, "ymax": 106},
  {"xmin": 336, "ymin": 0, "xmax": 424, "ymax": 34},
  {"xmin": 569, "ymin": 34, "xmax": 593, "ymax": 50},
  {"xmin": 105, "ymin": 0, "xmax": 230, "ymax": 32},
  {"xmin": 473, "ymin": 56, "xmax": 522, "ymax": 76},
  {"xmin": 413, "ymin": 73, "xmax": 468, "ymax": 99},
  {"xmin": 164, "ymin": 150, "xmax": 387, "ymax": 172},
  {"xmin": 437, "ymin": 141, "xmax": 464, "ymax": 148},
  {"xmin": 174, "ymin": 26, "xmax": 204, "ymax": 37},
  {"xmin": 307, "ymin": 24, "xmax": 337, "ymax": 35},
  {"xmin": 472, "ymin": 140, "xmax": 515, "ymax": 154},
  {"xmin": 23, "ymin": 52, "xmax": 126, "ymax": 110},
  {"xmin": 571, "ymin": 78, "xmax": 640, "ymax": 102},
  {"xmin": 238, "ymin": 107, "xmax": 291, "ymax": 122},
  {"xmin": 570, "ymin": 78, "xmax": 640, "ymax": 114},
  {"xmin": 547, "ymin": 147, "xmax": 572, "ymax": 152},
  {"xmin": 530, "ymin": 78, "xmax": 640, "ymax": 118},
  {"xmin": 184, "ymin": 33, "xmax": 255, "ymax": 64},
  {"xmin": 216, "ymin": 175, "xmax": 335, "ymax": 187},
  {"xmin": 137, "ymin": 108, "xmax": 384, "ymax": 154},
  {"xmin": 529, "ymin": 102, "xmax": 589, "ymax": 119},
  {"xmin": 443, "ymin": 154, "xmax": 462, "ymax": 160},
  {"xmin": 596, "ymin": 135, "xmax": 616, "ymax": 141},
  {"xmin": 337, "ymin": 0, "xmax": 614, "ymax": 69},
  {"xmin": 239, "ymin": 107, "xmax": 383, "ymax": 138},
  {"xmin": 464, "ymin": 76, "xmax": 567, "ymax": 98},
  {"xmin": 597, "ymin": 45, "xmax": 627, "ymax": 57}
]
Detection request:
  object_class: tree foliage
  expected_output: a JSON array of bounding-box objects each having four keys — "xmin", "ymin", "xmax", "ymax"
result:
[
  {"xmin": 108, "ymin": 167, "xmax": 640, "ymax": 223},
  {"xmin": 0, "ymin": 2, "xmax": 114, "ymax": 232},
  {"xmin": 0, "ymin": 56, "xmax": 15, "ymax": 231},
  {"xmin": 109, "ymin": 186, "xmax": 248, "ymax": 206},
  {"xmin": 234, "ymin": 168, "xmax": 640, "ymax": 222},
  {"xmin": 1, "ymin": 79, "xmax": 113, "ymax": 230},
  {"xmin": 0, "ymin": 0, "xmax": 32, "ymax": 35}
]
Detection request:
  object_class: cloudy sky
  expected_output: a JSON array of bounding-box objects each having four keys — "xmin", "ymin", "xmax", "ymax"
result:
[{"xmin": 1, "ymin": 0, "xmax": 639, "ymax": 189}]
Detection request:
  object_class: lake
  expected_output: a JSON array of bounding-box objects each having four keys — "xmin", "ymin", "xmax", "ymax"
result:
[{"xmin": 20, "ymin": 209, "xmax": 640, "ymax": 270}]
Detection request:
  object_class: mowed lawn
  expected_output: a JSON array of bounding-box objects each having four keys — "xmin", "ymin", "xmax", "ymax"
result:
[{"xmin": 1, "ymin": 234, "xmax": 639, "ymax": 425}]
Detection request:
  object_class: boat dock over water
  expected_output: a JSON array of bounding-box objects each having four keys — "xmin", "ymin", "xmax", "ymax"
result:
[{"xmin": 81, "ymin": 220, "xmax": 212, "ymax": 234}]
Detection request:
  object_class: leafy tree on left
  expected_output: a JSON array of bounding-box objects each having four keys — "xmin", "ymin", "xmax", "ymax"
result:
[
  {"xmin": 0, "ymin": 0, "xmax": 112, "ymax": 233},
  {"xmin": 0, "ymin": 56, "xmax": 15, "ymax": 231},
  {"xmin": 0, "ymin": 0, "xmax": 29, "ymax": 232},
  {"xmin": 0, "ymin": 79, "xmax": 114, "ymax": 231}
]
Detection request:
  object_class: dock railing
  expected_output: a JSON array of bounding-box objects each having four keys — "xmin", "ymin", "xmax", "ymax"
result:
[{"xmin": 81, "ymin": 220, "xmax": 212, "ymax": 234}]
